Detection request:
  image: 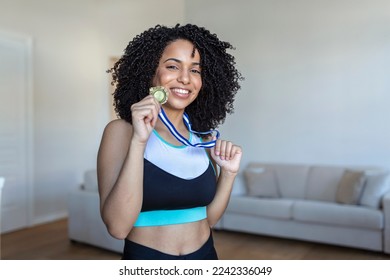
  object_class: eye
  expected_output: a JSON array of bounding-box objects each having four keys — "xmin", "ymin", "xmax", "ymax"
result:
[
  {"xmin": 166, "ymin": 65, "xmax": 179, "ymax": 70},
  {"xmin": 191, "ymin": 68, "xmax": 201, "ymax": 74}
]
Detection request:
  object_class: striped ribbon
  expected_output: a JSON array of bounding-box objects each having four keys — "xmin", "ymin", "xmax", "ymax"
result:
[{"xmin": 158, "ymin": 108, "xmax": 220, "ymax": 148}]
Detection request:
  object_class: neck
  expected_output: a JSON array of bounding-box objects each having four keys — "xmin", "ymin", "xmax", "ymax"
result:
[
  {"xmin": 161, "ymin": 107, "xmax": 185, "ymax": 126},
  {"xmin": 155, "ymin": 107, "xmax": 187, "ymax": 134}
]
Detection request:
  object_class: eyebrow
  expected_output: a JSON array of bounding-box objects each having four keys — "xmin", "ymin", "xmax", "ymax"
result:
[{"xmin": 164, "ymin": 58, "xmax": 200, "ymax": 66}]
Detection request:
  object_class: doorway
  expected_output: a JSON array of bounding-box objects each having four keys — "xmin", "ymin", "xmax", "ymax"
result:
[{"xmin": 0, "ymin": 31, "xmax": 33, "ymax": 233}]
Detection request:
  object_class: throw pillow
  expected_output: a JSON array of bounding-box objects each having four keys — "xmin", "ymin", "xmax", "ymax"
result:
[
  {"xmin": 336, "ymin": 170, "xmax": 366, "ymax": 204},
  {"xmin": 244, "ymin": 168, "xmax": 280, "ymax": 198},
  {"xmin": 359, "ymin": 172, "xmax": 390, "ymax": 209}
]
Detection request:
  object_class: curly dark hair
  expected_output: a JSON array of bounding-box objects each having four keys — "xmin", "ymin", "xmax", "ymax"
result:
[{"xmin": 109, "ymin": 23, "xmax": 243, "ymax": 132}]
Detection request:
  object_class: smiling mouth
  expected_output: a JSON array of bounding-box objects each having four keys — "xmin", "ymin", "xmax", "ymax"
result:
[{"xmin": 170, "ymin": 88, "xmax": 190, "ymax": 95}]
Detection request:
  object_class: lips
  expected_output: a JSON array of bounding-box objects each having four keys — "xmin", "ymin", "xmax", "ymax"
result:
[{"xmin": 170, "ymin": 87, "xmax": 190, "ymax": 97}]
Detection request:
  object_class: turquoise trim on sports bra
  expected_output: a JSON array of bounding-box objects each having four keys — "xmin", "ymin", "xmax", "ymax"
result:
[
  {"xmin": 133, "ymin": 206, "xmax": 207, "ymax": 227},
  {"xmin": 152, "ymin": 129, "xmax": 193, "ymax": 149}
]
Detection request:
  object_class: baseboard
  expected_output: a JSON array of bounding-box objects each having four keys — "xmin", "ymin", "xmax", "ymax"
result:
[{"xmin": 32, "ymin": 211, "xmax": 68, "ymax": 227}]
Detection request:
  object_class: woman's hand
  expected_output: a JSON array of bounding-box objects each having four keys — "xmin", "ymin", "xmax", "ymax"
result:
[
  {"xmin": 130, "ymin": 95, "xmax": 161, "ymax": 145},
  {"xmin": 206, "ymin": 139, "xmax": 242, "ymax": 226},
  {"xmin": 210, "ymin": 139, "xmax": 242, "ymax": 175}
]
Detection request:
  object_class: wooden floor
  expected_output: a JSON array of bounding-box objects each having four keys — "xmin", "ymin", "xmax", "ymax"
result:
[{"xmin": 1, "ymin": 219, "xmax": 390, "ymax": 260}]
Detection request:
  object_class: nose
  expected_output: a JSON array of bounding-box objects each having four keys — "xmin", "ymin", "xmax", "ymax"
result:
[{"xmin": 177, "ymin": 70, "xmax": 190, "ymax": 85}]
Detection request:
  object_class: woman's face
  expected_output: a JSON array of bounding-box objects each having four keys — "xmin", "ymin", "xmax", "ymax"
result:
[{"xmin": 152, "ymin": 39, "xmax": 202, "ymax": 110}]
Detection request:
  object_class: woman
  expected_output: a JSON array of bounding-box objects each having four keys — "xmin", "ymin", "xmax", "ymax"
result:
[{"xmin": 97, "ymin": 24, "xmax": 243, "ymax": 260}]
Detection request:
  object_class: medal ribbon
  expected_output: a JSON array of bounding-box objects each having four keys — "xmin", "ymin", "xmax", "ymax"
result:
[{"xmin": 158, "ymin": 108, "xmax": 220, "ymax": 148}]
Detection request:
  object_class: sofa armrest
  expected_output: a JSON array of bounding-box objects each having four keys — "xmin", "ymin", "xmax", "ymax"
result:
[
  {"xmin": 67, "ymin": 190, "xmax": 123, "ymax": 253},
  {"xmin": 68, "ymin": 190, "xmax": 95, "ymax": 242},
  {"xmin": 383, "ymin": 191, "xmax": 390, "ymax": 253}
]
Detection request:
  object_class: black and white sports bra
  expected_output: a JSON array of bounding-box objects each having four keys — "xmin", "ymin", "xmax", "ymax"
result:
[{"xmin": 133, "ymin": 130, "xmax": 217, "ymax": 227}]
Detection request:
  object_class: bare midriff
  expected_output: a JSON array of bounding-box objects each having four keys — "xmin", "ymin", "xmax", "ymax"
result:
[{"xmin": 126, "ymin": 218, "xmax": 210, "ymax": 255}]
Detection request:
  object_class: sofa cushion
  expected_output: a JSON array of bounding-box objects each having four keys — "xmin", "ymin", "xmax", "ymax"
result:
[
  {"xmin": 244, "ymin": 168, "xmax": 279, "ymax": 198},
  {"xmin": 246, "ymin": 163, "xmax": 309, "ymax": 199},
  {"xmin": 359, "ymin": 172, "xmax": 390, "ymax": 209},
  {"xmin": 273, "ymin": 165, "xmax": 310, "ymax": 199},
  {"xmin": 227, "ymin": 196, "xmax": 294, "ymax": 220},
  {"xmin": 305, "ymin": 166, "xmax": 345, "ymax": 202},
  {"xmin": 336, "ymin": 170, "xmax": 366, "ymax": 205},
  {"xmin": 84, "ymin": 170, "xmax": 98, "ymax": 192},
  {"xmin": 293, "ymin": 200, "xmax": 383, "ymax": 230}
]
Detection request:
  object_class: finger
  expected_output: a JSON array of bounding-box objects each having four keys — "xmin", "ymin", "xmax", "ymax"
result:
[
  {"xmin": 135, "ymin": 108, "xmax": 154, "ymax": 124},
  {"xmin": 136, "ymin": 95, "xmax": 161, "ymax": 111},
  {"xmin": 230, "ymin": 145, "xmax": 242, "ymax": 159},
  {"xmin": 150, "ymin": 103, "xmax": 160, "ymax": 127},
  {"xmin": 224, "ymin": 141, "xmax": 233, "ymax": 160},
  {"xmin": 131, "ymin": 105, "xmax": 156, "ymax": 124},
  {"xmin": 214, "ymin": 139, "xmax": 221, "ymax": 156},
  {"xmin": 219, "ymin": 140, "xmax": 227, "ymax": 160},
  {"xmin": 132, "ymin": 96, "xmax": 160, "ymax": 117},
  {"xmin": 143, "ymin": 96, "xmax": 161, "ymax": 127}
]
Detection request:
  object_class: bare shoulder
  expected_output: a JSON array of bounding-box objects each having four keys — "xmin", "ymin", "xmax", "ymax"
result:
[
  {"xmin": 98, "ymin": 119, "xmax": 133, "ymax": 157},
  {"xmin": 102, "ymin": 119, "xmax": 134, "ymax": 143},
  {"xmin": 103, "ymin": 119, "xmax": 133, "ymax": 137}
]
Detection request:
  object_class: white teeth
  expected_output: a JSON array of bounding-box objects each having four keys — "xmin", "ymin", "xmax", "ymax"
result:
[{"xmin": 172, "ymin": 88, "xmax": 189, "ymax": 94}]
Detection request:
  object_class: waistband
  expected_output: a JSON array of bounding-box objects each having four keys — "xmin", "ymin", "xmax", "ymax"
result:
[
  {"xmin": 133, "ymin": 206, "xmax": 207, "ymax": 227},
  {"xmin": 122, "ymin": 231, "xmax": 216, "ymax": 260}
]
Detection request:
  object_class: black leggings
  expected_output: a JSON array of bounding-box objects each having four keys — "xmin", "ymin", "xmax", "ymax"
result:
[{"xmin": 122, "ymin": 232, "xmax": 218, "ymax": 260}]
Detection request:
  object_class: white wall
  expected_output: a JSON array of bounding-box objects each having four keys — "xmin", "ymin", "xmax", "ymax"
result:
[
  {"xmin": 0, "ymin": 0, "xmax": 185, "ymax": 225},
  {"xmin": 1, "ymin": 0, "xmax": 390, "ymax": 227},
  {"xmin": 185, "ymin": 0, "xmax": 390, "ymax": 169}
]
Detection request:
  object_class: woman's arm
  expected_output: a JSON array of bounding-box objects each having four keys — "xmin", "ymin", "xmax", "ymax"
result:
[
  {"xmin": 97, "ymin": 120, "xmax": 145, "ymax": 239},
  {"xmin": 97, "ymin": 96, "xmax": 160, "ymax": 239},
  {"xmin": 206, "ymin": 139, "xmax": 242, "ymax": 227}
]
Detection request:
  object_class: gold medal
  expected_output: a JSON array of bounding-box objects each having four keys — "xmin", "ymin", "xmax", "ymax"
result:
[{"xmin": 149, "ymin": 86, "xmax": 169, "ymax": 104}]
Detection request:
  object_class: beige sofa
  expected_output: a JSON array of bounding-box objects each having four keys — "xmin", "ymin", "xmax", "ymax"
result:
[
  {"xmin": 68, "ymin": 163, "xmax": 390, "ymax": 254},
  {"xmin": 217, "ymin": 162, "xmax": 390, "ymax": 253}
]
